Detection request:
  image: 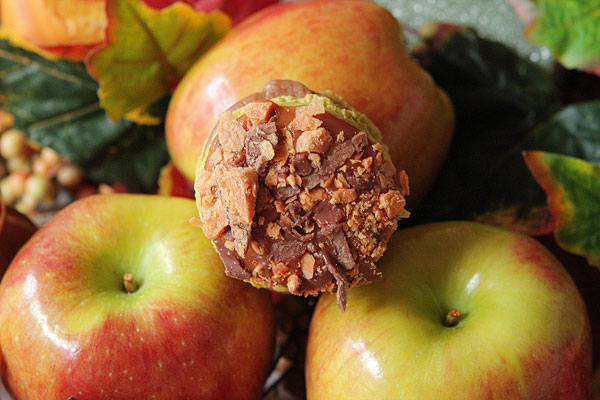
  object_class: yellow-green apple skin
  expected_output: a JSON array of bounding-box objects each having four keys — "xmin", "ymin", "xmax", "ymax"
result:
[
  {"xmin": 166, "ymin": 0, "xmax": 454, "ymax": 205},
  {"xmin": 306, "ymin": 221, "xmax": 592, "ymax": 400},
  {"xmin": 0, "ymin": 194, "xmax": 275, "ymax": 400}
]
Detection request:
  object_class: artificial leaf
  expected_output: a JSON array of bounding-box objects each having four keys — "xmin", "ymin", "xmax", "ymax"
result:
[
  {"xmin": 143, "ymin": 0, "xmax": 279, "ymax": 25},
  {"xmin": 0, "ymin": 29, "xmax": 60, "ymax": 60},
  {"xmin": 87, "ymin": 124, "xmax": 170, "ymax": 193},
  {"xmin": 0, "ymin": 37, "xmax": 131, "ymax": 166},
  {"xmin": 526, "ymin": 0, "xmax": 600, "ymax": 75},
  {"xmin": 0, "ymin": 37, "xmax": 170, "ymax": 192},
  {"xmin": 473, "ymin": 101, "xmax": 600, "ymax": 232},
  {"xmin": 87, "ymin": 0, "xmax": 230, "ymax": 123},
  {"xmin": 525, "ymin": 151, "xmax": 600, "ymax": 267},
  {"xmin": 123, "ymin": 95, "xmax": 172, "ymax": 125},
  {"xmin": 0, "ymin": 0, "xmax": 106, "ymax": 61},
  {"xmin": 416, "ymin": 99, "xmax": 600, "ymax": 234},
  {"xmin": 526, "ymin": 102, "xmax": 600, "ymax": 162},
  {"xmin": 412, "ymin": 28, "xmax": 560, "ymax": 234}
]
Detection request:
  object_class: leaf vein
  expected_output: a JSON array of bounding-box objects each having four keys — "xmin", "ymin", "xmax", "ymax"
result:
[
  {"xmin": 121, "ymin": 0, "xmax": 178, "ymax": 82},
  {"xmin": 0, "ymin": 49, "xmax": 96, "ymax": 89},
  {"xmin": 27, "ymin": 103, "xmax": 103, "ymax": 131}
]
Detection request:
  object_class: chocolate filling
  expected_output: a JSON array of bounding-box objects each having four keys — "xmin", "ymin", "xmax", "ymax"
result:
[{"xmin": 196, "ymin": 81, "xmax": 409, "ymax": 310}]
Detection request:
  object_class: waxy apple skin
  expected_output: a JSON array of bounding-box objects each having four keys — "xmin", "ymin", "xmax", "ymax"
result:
[
  {"xmin": 306, "ymin": 221, "xmax": 592, "ymax": 400},
  {"xmin": 166, "ymin": 0, "xmax": 454, "ymax": 205},
  {"xmin": 0, "ymin": 194, "xmax": 275, "ymax": 400}
]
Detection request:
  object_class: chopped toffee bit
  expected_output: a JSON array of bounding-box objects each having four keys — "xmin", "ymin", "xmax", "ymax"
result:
[
  {"xmin": 195, "ymin": 80, "xmax": 409, "ymax": 310},
  {"xmin": 217, "ymin": 111, "xmax": 246, "ymax": 153},
  {"xmin": 295, "ymin": 128, "xmax": 332, "ymax": 153}
]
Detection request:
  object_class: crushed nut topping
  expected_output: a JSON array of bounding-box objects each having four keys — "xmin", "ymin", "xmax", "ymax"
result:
[{"xmin": 195, "ymin": 82, "xmax": 409, "ymax": 311}]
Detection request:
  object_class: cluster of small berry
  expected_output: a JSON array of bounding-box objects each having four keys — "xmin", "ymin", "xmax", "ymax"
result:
[{"xmin": 0, "ymin": 111, "xmax": 83, "ymax": 216}]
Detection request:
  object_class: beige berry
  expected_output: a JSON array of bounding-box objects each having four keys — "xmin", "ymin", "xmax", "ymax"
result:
[
  {"xmin": 10, "ymin": 171, "xmax": 29, "ymax": 191},
  {"xmin": 6, "ymin": 156, "xmax": 31, "ymax": 173},
  {"xmin": 0, "ymin": 129, "xmax": 27, "ymax": 159},
  {"xmin": 15, "ymin": 193, "xmax": 38, "ymax": 215},
  {"xmin": 1, "ymin": 172, "xmax": 28, "ymax": 205},
  {"xmin": 32, "ymin": 156, "xmax": 52, "ymax": 176},
  {"xmin": 0, "ymin": 177, "xmax": 19, "ymax": 205},
  {"xmin": 98, "ymin": 183, "xmax": 115, "ymax": 194},
  {"xmin": 56, "ymin": 164, "xmax": 83, "ymax": 188},
  {"xmin": 0, "ymin": 111, "xmax": 14, "ymax": 131},
  {"xmin": 40, "ymin": 147, "xmax": 61, "ymax": 167},
  {"xmin": 418, "ymin": 21, "xmax": 440, "ymax": 40},
  {"xmin": 24, "ymin": 174, "xmax": 54, "ymax": 202}
]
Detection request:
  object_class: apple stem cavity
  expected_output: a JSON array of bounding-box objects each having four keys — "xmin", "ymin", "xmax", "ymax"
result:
[
  {"xmin": 123, "ymin": 273, "xmax": 138, "ymax": 294},
  {"xmin": 443, "ymin": 309, "xmax": 461, "ymax": 327}
]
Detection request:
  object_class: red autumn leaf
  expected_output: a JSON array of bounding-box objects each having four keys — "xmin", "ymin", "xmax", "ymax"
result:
[
  {"xmin": 525, "ymin": 151, "xmax": 600, "ymax": 268},
  {"xmin": 0, "ymin": 0, "xmax": 278, "ymax": 62},
  {"xmin": 0, "ymin": 0, "xmax": 107, "ymax": 61},
  {"xmin": 142, "ymin": 0, "xmax": 279, "ymax": 25}
]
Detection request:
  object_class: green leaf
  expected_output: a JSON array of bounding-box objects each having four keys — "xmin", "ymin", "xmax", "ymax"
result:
[
  {"xmin": 86, "ymin": 0, "xmax": 230, "ymax": 123},
  {"xmin": 0, "ymin": 38, "xmax": 170, "ymax": 192},
  {"xmin": 0, "ymin": 37, "xmax": 131, "ymax": 167},
  {"xmin": 527, "ymin": 0, "xmax": 600, "ymax": 74},
  {"xmin": 87, "ymin": 124, "xmax": 170, "ymax": 193},
  {"xmin": 494, "ymin": 101, "xmax": 600, "ymax": 231},
  {"xmin": 525, "ymin": 151, "xmax": 600, "ymax": 267},
  {"xmin": 413, "ymin": 29, "xmax": 561, "ymax": 234},
  {"xmin": 527, "ymin": 102, "xmax": 600, "ymax": 162}
]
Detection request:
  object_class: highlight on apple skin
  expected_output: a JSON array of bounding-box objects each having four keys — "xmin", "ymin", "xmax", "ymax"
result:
[
  {"xmin": 0, "ymin": 194, "xmax": 275, "ymax": 400},
  {"xmin": 166, "ymin": 0, "xmax": 454, "ymax": 206},
  {"xmin": 306, "ymin": 221, "xmax": 592, "ymax": 400}
]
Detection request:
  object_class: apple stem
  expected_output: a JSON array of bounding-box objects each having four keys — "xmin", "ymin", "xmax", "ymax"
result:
[
  {"xmin": 443, "ymin": 309, "xmax": 461, "ymax": 327},
  {"xmin": 123, "ymin": 273, "xmax": 137, "ymax": 294}
]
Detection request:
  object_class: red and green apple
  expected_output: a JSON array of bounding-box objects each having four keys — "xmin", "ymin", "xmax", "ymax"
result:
[
  {"xmin": 306, "ymin": 221, "xmax": 592, "ymax": 399},
  {"xmin": 166, "ymin": 0, "xmax": 454, "ymax": 205},
  {"xmin": 0, "ymin": 194, "xmax": 275, "ymax": 400}
]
